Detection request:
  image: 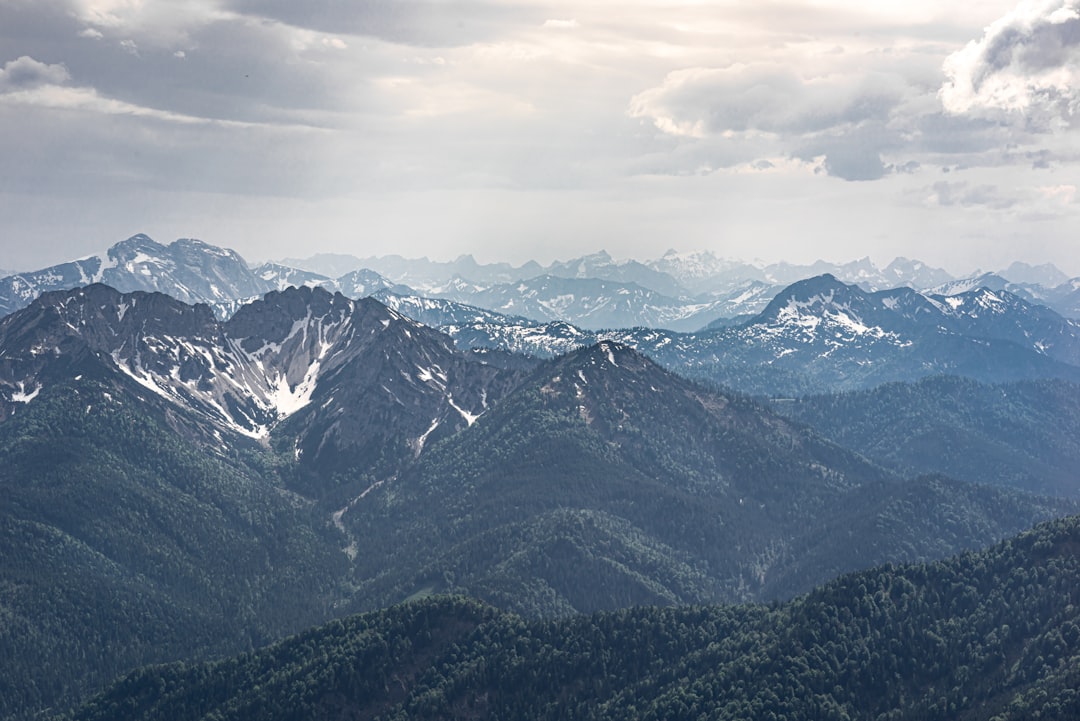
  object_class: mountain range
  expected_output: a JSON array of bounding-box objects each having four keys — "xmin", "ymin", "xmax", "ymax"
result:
[
  {"xmin": 10, "ymin": 235, "xmax": 1080, "ymax": 400},
  {"xmin": 394, "ymin": 274, "xmax": 1080, "ymax": 396},
  {"xmin": 5, "ymin": 234, "xmax": 1080, "ymax": 333},
  {"xmin": 3, "ymin": 234, "xmax": 1080, "ymax": 720},
  {"xmin": 2, "ymin": 280, "xmax": 1076, "ymax": 720}
]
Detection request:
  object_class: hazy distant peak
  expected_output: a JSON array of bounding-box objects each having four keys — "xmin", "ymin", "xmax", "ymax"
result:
[{"xmin": 1000, "ymin": 261, "xmax": 1069, "ymax": 287}]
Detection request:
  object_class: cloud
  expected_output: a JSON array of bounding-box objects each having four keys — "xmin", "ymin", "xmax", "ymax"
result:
[
  {"xmin": 223, "ymin": 0, "xmax": 544, "ymax": 47},
  {"xmin": 628, "ymin": 63, "xmax": 916, "ymax": 180},
  {"xmin": 629, "ymin": 64, "xmax": 908, "ymax": 137},
  {"xmin": 0, "ymin": 53, "xmax": 317, "ymax": 131},
  {"xmin": 941, "ymin": 0, "xmax": 1080, "ymax": 127},
  {"xmin": 924, "ymin": 180, "xmax": 1018, "ymax": 209},
  {"xmin": 542, "ymin": 19, "xmax": 578, "ymax": 29},
  {"xmin": 0, "ymin": 55, "xmax": 70, "ymax": 90}
]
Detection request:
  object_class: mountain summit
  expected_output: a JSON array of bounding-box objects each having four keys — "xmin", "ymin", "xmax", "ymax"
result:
[{"xmin": 0, "ymin": 234, "xmax": 268, "ymax": 317}]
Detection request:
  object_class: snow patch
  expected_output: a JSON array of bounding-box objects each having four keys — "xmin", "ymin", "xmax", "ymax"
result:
[
  {"xmin": 11, "ymin": 382, "xmax": 41, "ymax": 404},
  {"xmin": 414, "ymin": 417, "xmax": 440, "ymax": 455},
  {"xmin": 600, "ymin": 342, "xmax": 618, "ymax": 366},
  {"xmin": 447, "ymin": 394, "xmax": 481, "ymax": 426},
  {"xmin": 266, "ymin": 362, "xmax": 321, "ymax": 418}
]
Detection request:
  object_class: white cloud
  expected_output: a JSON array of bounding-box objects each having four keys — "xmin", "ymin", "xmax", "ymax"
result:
[
  {"xmin": 542, "ymin": 19, "xmax": 579, "ymax": 29},
  {"xmin": 67, "ymin": 0, "xmax": 236, "ymax": 49},
  {"xmin": 0, "ymin": 83, "xmax": 257, "ymax": 126},
  {"xmin": 941, "ymin": 0, "xmax": 1080, "ymax": 127},
  {"xmin": 628, "ymin": 63, "xmax": 918, "ymax": 180},
  {"xmin": 0, "ymin": 56, "xmax": 71, "ymax": 90},
  {"xmin": 630, "ymin": 63, "xmax": 912, "ymax": 136},
  {"xmin": 79, "ymin": 27, "xmax": 105, "ymax": 40},
  {"xmin": 1036, "ymin": 183, "xmax": 1078, "ymax": 203},
  {"xmin": 924, "ymin": 180, "xmax": 1018, "ymax": 209}
]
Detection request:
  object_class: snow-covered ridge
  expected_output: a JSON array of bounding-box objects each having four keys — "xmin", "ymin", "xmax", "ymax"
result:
[{"xmin": 0, "ymin": 285, "xmax": 491, "ymax": 441}]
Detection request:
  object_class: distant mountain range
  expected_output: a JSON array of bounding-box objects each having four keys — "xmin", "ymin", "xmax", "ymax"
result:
[
  {"xmin": 4, "ymin": 235, "xmax": 1080, "ymax": 333},
  {"xmin": 391, "ymin": 274, "xmax": 1080, "ymax": 396},
  {"xmin": 4, "ymin": 236, "xmax": 1080, "ymax": 400}
]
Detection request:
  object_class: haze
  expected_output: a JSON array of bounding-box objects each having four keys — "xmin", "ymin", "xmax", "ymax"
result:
[{"xmin": 2, "ymin": 0, "xmax": 1079, "ymax": 275}]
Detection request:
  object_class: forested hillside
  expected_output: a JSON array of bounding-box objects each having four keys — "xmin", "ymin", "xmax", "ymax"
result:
[
  {"xmin": 72, "ymin": 514, "xmax": 1080, "ymax": 721},
  {"xmin": 777, "ymin": 376, "xmax": 1080, "ymax": 498},
  {"xmin": 336, "ymin": 343, "xmax": 1072, "ymax": 616},
  {"xmin": 0, "ymin": 380, "xmax": 347, "ymax": 720}
]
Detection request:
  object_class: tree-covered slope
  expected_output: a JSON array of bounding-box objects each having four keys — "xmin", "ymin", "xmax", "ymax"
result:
[
  {"xmin": 776, "ymin": 376, "xmax": 1080, "ymax": 498},
  {"xmin": 71, "ymin": 513, "xmax": 1080, "ymax": 721},
  {"xmin": 337, "ymin": 343, "xmax": 1072, "ymax": 616},
  {"xmin": 0, "ymin": 378, "xmax": 348, "ymax": 721}
]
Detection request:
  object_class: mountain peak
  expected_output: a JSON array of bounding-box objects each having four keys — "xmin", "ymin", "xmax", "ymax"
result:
[
  {"xmin": 757, "ymin": 274, "xmax": 860, "ymax": 319},
  {"xmin": 573, "ymin": 340, "xmax": 643, "ymax": 369},
  {"xmin": 542, "ymin": 342, "xmax": 660, "ymax": 394},
  {"xmin": 108, "ymin": 233, "xmax": 167, "ymax": 258},
  {"xmin": 1001, "ymin": 261, "xmax": 1069, "ymax": 287}
]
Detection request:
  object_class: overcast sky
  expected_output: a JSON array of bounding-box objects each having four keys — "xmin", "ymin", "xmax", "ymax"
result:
[{"xmin": 2, "ymin": 0, "xmax": 1079, "ymax": 275}]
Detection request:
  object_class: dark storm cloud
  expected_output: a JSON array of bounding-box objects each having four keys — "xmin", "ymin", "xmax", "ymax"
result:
[{"xmin": 224, "ymin": 0, "xmax": 545, "ymax": 47}]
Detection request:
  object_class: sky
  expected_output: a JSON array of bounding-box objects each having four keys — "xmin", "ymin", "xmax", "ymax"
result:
[{"xmin": 2, "ymin": 0, "xmax": 1080, "ymax": 276}]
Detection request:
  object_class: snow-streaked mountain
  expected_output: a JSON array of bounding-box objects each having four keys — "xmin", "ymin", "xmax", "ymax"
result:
[
  {"xmin": 646, "ymin": 249, "xmax": 763, "ymax": 294},
  {"xmin": 277, "ymin": 252, "xmax": 368, "ymax": 279},
  {"xmin": 254, "ymin": 262, "xmax": 337, "ymax": 291},
  {"xmin": 1048, "ymin": 279, "xmax": 1080, "ymax": 319},
  {"xmin": 927, "ymin": 272, "xmax": 1080, "ymax": 320},
  {"xmin": 543, "ymin": 250, "xmax": 689, "ymax": 298},
  {"xmin": 927, "ymin": 272, "xmax": 1013, "ymax": 297},
  {"xmin": 342, "ymin": 254, "xmax": 542, "ymax": 294},
  {"xmin": 0, "ymin": 234, "xmax": 270, "ymax": 317},
  {"xmin": 647, "ymin": 251, "xmax": 956, "ymax": 296},
  {"xmin": 404, "ymin": 274, "xmax": 1080, "ymax": 395},
  {"xmin": 336, "ymin": 269, "xmax": 413, "ymax": 298},
  {"xmin": 880, "ymin": 257, "xmax": 956, "ymax": 289},
  {"xmin": 436, "ymin": 275, "xmax": 727, "ymax": 332},
  {"xmin": 653, "ymin": 276, "xmax": 1080, "ymax": 393},
  {"xmin": 0, "ymin": 285, "xmax": 514, "ymax": 468}
]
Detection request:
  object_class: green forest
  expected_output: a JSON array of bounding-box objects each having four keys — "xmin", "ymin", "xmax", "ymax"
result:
[{"xmin": 71, "ymin": 513, "xmax": 1080, "ymax": 721}]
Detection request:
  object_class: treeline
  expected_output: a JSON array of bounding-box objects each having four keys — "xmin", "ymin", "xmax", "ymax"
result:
[{"xmin": 71, "ymin": 514, "xmax": 1080, "ymax": 721}]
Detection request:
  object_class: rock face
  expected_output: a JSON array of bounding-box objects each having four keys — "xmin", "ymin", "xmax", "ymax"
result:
[{"xmin": 0, "ymin": 285, "xmax": 518, "ymax": 487}]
